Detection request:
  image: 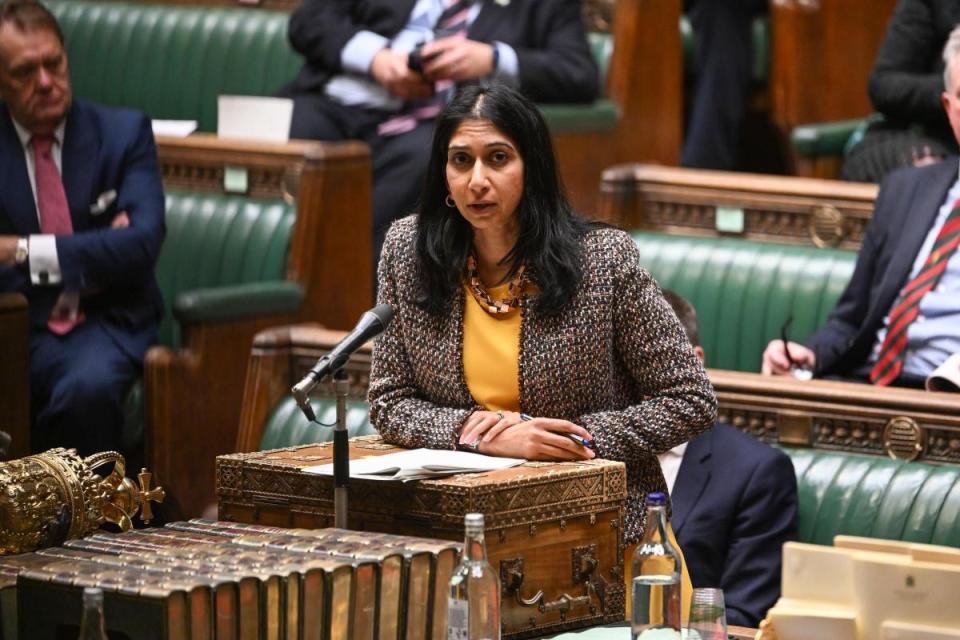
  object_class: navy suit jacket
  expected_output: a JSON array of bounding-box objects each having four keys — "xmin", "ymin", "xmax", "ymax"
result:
[
  {"xmin": 0, "ymin": 98, "xmax": 165, "ymax": 359},
  {"xmin": 286, "ymin": 0, "xmax": 599, "ymax": 103},
  {"xmin": 807, "ymin": 159, "xmax": 956, "ymax": 377},
  {"xmin": 671, "ymin": 423, "xmax": 798, "ymax": 627}
]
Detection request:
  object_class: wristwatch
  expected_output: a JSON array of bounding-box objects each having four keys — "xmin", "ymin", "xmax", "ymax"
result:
[{"xmin": 14, "ymin": 237, "xmax": 28, "ymax": 266}]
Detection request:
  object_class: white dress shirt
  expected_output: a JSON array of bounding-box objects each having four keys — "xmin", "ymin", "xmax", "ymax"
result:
[
  {"xmin": 12, "ymin": 117, "xmax": 66, "ymax": 286},
  {"xmin": 657, "ymin": 442, "xmax": 688, "ymax": 496}
]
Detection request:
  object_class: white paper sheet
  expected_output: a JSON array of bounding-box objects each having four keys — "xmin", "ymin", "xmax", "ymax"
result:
[
  {"xmin": 303, "ymin": 448, "xmax": 525, "ymax": 481},
  {"xmin": 217, "ymin": 95, "xmax": 293, "ymax": 142},
  {"xmin": 152, "ymin": 119, "xmax": 198, "ymax": 137}
]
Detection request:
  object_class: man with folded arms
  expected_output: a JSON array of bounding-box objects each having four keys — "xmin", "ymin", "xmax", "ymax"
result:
[
  {"xmin": 0, "ymin": 0, "xmax": 165, "ymax": 460},
  {"xmin": 762, "ymin": 26, "xmax": 960, "ymax": 389}
]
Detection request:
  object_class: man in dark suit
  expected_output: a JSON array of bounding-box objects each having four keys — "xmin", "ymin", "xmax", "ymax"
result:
[
  {"xmin": 763, "ymin": 26, "xmax": 960, "ymax": 388},
  {"xmin": 282, "ymin": 0, "xmax": 599, "ymax": 264},
  {"xmin": 0, "ymin": 0, "xmax": 165, "ymax": 459},
  {"xmin": 662, "ymin": 290, "xmax": 798, "ymax": 628}
]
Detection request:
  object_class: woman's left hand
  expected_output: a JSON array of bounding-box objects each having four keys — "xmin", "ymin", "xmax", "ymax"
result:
[{"xmin": 459, "ymin": 410, "xmax": 525, "ymax": 447}]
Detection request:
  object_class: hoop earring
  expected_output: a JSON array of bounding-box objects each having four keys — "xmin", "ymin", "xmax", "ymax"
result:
[{"xmin": 445, "ymin": 195, "xmax": 456, "ymax": 208}]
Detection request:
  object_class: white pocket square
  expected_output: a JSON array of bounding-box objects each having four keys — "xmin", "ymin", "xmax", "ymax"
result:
[{"xmin": 89, "ymin": 189, "xmax": 117, "ymax": 215}]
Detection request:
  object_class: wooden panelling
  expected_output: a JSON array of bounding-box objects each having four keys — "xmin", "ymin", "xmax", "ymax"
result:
[{"xmin": 599, "ymin": 163, "xmax": 878, "ymax": 248}]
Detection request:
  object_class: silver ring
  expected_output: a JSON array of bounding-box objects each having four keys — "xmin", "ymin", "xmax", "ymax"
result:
[
  {"xmin": 465, "ymin": 440, "xmax": 480, "ymax": 451},
  {"xmin": 496, "ymin": 411, "xmax": 505, "ymax": 421}
]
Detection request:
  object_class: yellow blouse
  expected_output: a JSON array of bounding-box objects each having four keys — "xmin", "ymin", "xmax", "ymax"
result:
[{"xmin": 462, "ymin": 282, "xmax": 522, "ymax": 412}]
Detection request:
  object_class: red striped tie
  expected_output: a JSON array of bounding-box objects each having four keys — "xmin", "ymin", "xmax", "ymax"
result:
[{"xmin": 869, "ymin": 200, "xmax": 960, "ymax": 386}]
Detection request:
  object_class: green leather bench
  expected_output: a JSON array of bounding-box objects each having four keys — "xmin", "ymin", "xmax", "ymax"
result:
[
  {"xmin": 156, "ymin": 194, "xmax": 301, "ymax": 350},
  {"xmin": 134, "ymin": 191, "xmax": 303, "ymax": 518},
  {"xmin": 790, "ymin": 448, "xmax": 960, "ymax": 547},
  {"xmin": 629, "ymin": 233, "xmax": 856, "ymax": 371},
  {"xmin": 791, "ymin": 115, "xmax": 882, "ymax": 180}
]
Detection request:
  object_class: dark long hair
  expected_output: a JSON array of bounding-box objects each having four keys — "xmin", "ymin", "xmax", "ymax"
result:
[{"xmin": 415, "ymin": 83, "xmax": 592, "ymax": 316}]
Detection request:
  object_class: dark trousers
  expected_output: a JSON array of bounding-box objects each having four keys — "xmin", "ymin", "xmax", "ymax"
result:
[
  {"xmin": 30, "ymin": 319, "xmax": 141, "ymax": 460},
  {"xmin": 288, "ymin": 92, "xmax": 434, "ymax": 270},
  {"xmin": 682, "ymin": 0, "xmax": 767, "ymax": 170}
]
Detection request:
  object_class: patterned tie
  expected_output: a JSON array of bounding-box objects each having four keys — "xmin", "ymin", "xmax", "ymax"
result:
[
  {"xmin": 33, "ymin": 135, "xmax": 73, "ymax": 234},
  {"xmin": 378, "ymin": 0, "xmax": 475, "ymax": 137},
  {"xmin": 869, "ymin": 199, "xmax": 960, "ymax": 386},
  {"xmin": 32, "ymin": 135, "xmax": 84, "ymax": 335}
]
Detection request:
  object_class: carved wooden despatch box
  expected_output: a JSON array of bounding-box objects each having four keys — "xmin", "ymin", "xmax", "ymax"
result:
[{"xmin": 217, "ymin": 435, "xmax": 627, "ymax": 638}]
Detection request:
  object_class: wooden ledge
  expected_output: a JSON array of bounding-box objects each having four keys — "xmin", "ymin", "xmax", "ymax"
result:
[{"xmin": 709, "ymin": 369, "xmax": 960, "ymax": 464}]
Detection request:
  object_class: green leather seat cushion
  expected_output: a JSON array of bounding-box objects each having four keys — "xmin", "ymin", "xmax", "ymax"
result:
[
  {"xmin": 631, "ymin": 232, "xmax": 856, "ymax": 372},
  {"xmin": 788, "ymin": 448, "xmax": 960, "ymax": 547}
]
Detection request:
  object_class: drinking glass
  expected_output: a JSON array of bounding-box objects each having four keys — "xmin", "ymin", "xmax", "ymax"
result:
[{"xmin": 687, "ymin": 588, "xmax": 727, "ymax": 640}]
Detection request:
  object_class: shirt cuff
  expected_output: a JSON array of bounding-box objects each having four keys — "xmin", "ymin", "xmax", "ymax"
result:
[
  {"xmin": 492, "ymin": 42, "xmax": 519, "ymax": 84},
  {"xmin": 341, "ymin": 30, "xmax": 391, "ymax": 74},
  {"xmin": 28, "ymin": 234, "xmax": 62, "ymax": 286}
]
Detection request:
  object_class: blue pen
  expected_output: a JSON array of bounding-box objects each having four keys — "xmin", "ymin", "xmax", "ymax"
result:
[{"xmin": 562, "ymin": 433, "xmax": 595, "ymax": 449}]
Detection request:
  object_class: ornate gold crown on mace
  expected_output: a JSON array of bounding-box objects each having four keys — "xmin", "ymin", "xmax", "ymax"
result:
[{"xmin": 0, "ymin": 448, "xmax": 165, "ymax": 555}]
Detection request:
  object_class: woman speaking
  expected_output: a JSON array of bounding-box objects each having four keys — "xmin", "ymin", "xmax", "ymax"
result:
[{"xmin": 368, "ymin": 84, "xmax": 716, "ymax": 543}]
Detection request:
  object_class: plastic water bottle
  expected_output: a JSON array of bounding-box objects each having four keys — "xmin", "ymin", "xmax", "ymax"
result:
[
  {"xmin": 448, "ymin": 513, "xmax": 501, "ymax": 640},
  {"xmin": 77, "ymin": 587, "xmax": 109, "ymax": 640},
  {"xmin": 631, "ymin": 492, "xmax": 682, "ymax": 640}
]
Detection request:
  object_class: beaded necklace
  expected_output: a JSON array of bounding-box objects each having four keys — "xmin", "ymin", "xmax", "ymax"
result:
[{"xmin": 465, "ymin": 253, "xmax": 527, "ymax": 314}]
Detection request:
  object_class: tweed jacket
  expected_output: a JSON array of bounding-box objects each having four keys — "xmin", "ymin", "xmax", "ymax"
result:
[{"xmin": 369, "ymin": 216, "xmax": 717, "ymax": 543}]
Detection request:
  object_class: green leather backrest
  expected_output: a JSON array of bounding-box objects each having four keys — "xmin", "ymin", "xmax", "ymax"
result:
[
  {"xmin": 631, "ymin": 232, "xmax": 857, "ymax": 372},
  {"xmin": 787, "ymin": 448, "xmax": 960, "ymax": 548},
  {"xmin": 47, "ymin": 0, "xmax": 301, "ymax": 132},
  {"xmin": 259, "ymin": 396, "xmax": 376, "ymax": 450},
  {"xmin": 588, "ymin": 32, "xmax": 612, "ymax": 91},
  {"xmin": 158, "ymin": 192, "xmax": 295, "ymax": 348}
]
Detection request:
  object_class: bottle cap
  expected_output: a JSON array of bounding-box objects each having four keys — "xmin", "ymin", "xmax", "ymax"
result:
[
  {"xmin": 464, "ymin": 513, "xmax": 484, "ymax": 527},
  {"xmin": 646, "ymin": 491, "xmax": 667, "ymax": 506},
  {"xmin": 82, "ymin": 586, "xmax": 104, "ymax": 604}
]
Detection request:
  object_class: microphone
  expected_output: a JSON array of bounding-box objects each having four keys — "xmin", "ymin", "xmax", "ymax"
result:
[{"xmin": 292, "ymin": 304, "xmax": 395, "ymax": 421}]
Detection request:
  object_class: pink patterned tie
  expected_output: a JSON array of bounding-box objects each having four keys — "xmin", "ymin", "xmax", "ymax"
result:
[
  {"xmin": 378, "ymin": 0, "xmax": 474, "ymax": 136},
  {"xmin": 32, "ymin": 135, "xmax": 83, "ymax": 335}
]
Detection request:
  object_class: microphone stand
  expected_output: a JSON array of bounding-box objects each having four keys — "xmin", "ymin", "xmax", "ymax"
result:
[{"xmin": 332, "ymin": 368, "xmax": 350, "ymax": 529}]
